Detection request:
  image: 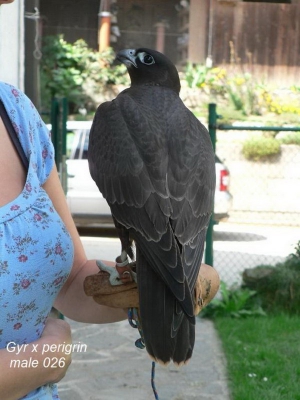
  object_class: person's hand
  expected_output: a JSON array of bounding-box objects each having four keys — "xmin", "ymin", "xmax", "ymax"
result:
[{"xmin": 40, "ymin": 317, "xmax": 72, "ymax": 384}]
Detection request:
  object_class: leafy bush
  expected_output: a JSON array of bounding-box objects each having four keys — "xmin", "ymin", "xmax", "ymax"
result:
[
  {"xmin": 40, "ymin": 35, "xmax": 128, "ymax": 113},
  {"xmin": 291, "ymin": 85, "xmax": 300, "ymax": 93},
  {"xmin": 185, "ymin": 63, "xmax": 209, "ymax": 89},
  {"xmin": 225, "ymin": 73, "xmax": 263, "ymax": 116},
  {"xmin": 183, "ymin": 60, "xmax": 300, "ymax": 121},
  {"xmin": 242, "ymin": 241, "xmax": 300, "ymax": 314},
  {"xmin": 184, "ymin": 62, "xmax": 264, "ymax": 115},
  {"xmin": 242, "ymin": 136, "xmax": 281, "ymax": 161},
  {"xmin": 90, "ymin": 47, "xmax": 129, "ymax": 87},
  {"xmin": 288, "ymin": 241, "xmax": 300, "ymax": 260},
  {"xmin": 184, "ymin": 63, "xmax": 227, "ymax": 96},
  {"xmin": 41, "ymin": 36, "xmax": 91, "ymax": 113},
  {"xmin": 277, "ymin": 132, "xmax": 300, "ymax": 145},
  {"xmin": 200, "ymin": 281, "xmax": 266, "ymax": 319}
]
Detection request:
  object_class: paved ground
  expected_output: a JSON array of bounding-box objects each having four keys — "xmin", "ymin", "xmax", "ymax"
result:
[
  {"xmin": 56, "ymin": 236, "xmax": 231, "ymax": 400},
  {"xmin": 54, "ymin": 221, "xmax": 299, "ymax": 399},
  {"xmin": 57, "ymin": 318, "xmax": 230, "ymax": 400}
]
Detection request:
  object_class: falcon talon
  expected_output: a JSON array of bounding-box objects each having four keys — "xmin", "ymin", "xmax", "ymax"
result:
[
  {"xmin": 120, "ymin": 270, "xmax": 132, "ymax": 284},
  {"xmin": 116, "ymin": 263, "xmax": 137, "ymax": 284}
]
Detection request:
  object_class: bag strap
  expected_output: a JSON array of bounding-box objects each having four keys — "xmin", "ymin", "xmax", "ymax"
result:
[{"xmin": 0, "ymin": 100, "xmax": 29, "ymax": 170}]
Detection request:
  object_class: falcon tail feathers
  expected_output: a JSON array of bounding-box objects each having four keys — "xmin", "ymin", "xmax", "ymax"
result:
[{"xmin": 136, "ymin": 248, "xmax": 195, "ymax": 365}]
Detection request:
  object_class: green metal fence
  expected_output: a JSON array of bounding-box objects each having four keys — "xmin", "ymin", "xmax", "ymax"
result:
[{"xmin": 205, "ymin": 103, "xmax": 300, "ymax": 287}]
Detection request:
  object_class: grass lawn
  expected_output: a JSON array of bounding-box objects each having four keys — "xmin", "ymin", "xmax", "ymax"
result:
[{"xmin": 214, "ymin": 314, "xmax": 300, "ymax": 400}]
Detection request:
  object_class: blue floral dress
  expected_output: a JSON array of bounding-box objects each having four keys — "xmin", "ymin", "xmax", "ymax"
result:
[{"xmin": 0, "ymin": 82, "xmax": 74, "ymax": 399}]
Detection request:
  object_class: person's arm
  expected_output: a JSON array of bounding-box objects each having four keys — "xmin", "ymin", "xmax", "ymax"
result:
[
  {"xmin": 43, "ymin": 164, "xmax": 126, "ymax": 323},
  {"xmin": 0, "ymin": 318, "xmax": 72, "ymax": 400}
]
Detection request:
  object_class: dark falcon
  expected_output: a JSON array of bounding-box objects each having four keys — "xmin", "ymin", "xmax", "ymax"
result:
[{"xmin": 88, "ymin": 48, "xmax": 215, "ymax": 365}]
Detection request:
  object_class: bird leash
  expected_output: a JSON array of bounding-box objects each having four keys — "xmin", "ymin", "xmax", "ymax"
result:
[
  {"xmin": 95, "ymin": 256, "xmax": 160, "ymax": 399},
  {"xmin": 128, "ymin": 307, "xmax": 160, "ymax": 400},
  {"xmin": 115, "ymin": 253, "xmax": 160, "ymax": 399}
]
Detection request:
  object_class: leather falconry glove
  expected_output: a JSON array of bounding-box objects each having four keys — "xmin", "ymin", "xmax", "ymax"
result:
[{"xmin": 84, "ymin": 254, "xmax": 220, "ymax": 315}]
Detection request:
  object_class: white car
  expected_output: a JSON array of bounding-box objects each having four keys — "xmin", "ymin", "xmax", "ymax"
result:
[{"xmin": 65, "ymin": 122, "xmax": 232, "ymax": 227}]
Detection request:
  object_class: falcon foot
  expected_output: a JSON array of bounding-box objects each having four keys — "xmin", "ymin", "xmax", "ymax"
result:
[
  {"xmin": 84, "ymin": 262, "xmax": 139, "ymax": 308},
  {"xmin": 95, "ymin": 253, "xmax": 136, "ymax": 286},
  {"xmin": 115, "ymin": 250, "xmax": 137, "ymax": 284},
  {"xmin": 96, "ymin": 260, "xmax": 123, "ymax": 286}
]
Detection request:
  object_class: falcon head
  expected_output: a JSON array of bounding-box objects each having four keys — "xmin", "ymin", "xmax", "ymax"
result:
[{"xmin": 116, "ymin": 48, "xmax": 181, "ymax": 94}]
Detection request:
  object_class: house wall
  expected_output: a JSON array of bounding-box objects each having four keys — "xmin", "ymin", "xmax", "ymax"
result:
[
  {"xmin": 209, "ymin": 0, "xmax": 300, "ymax": 84},
  {"xmin": 40, "ymin": 0, "xmax": 99, "ymax": 50},
  {"xmin": 39, "ymin": 0, "xmax": 300, "ymax": 83},
  {"xmin": 114, "ymin": 0, "xmax": 178, "ymax": 63},
  {"xmin": 188, "ymin": 0, "xmax": 209, "ymax": 64},
  {"xmin": 0, "ymin": 0, "xmax": 24, "ymax": 89},
  {"xmin": 24, "ymin": 0, "xmax": 41, "ymax": 108},
  {"xmin": 40, "ymin": 0, "xmax": 179, "ymax": 64}
]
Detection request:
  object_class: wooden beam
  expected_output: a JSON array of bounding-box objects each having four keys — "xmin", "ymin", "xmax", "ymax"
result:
[
  {"xmin": 188, "ymin": 0, "xmax": 209, "ymax": 64},
  {"xmin": 98, "ymin": 11, "xmax": 111, "ymax": 52}
]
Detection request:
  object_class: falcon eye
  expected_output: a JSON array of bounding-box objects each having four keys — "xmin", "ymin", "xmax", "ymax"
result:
[
  {"xmin": 143, "ymin": 54, "xmax": 155, "ymax": 64},
  {"xmin": 138, "ymin": 52, "xmax": 155, "ymax": 66}
]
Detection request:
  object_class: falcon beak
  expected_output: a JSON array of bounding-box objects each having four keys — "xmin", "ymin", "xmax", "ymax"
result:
[{"xmin": 116, "ymin": 49, "xmax": 138, "ymax": 68}]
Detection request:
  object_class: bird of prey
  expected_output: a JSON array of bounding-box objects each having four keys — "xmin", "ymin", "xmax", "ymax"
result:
[{"xmin": 88, "ymin": 48, "xmax": 215, "ymax": 365}]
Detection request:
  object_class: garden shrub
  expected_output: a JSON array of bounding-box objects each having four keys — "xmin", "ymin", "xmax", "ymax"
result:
[
  {"xmin": 242, "ymin": 136, "xmax": 281, "ymax": 161},
  {"xmin": 242, "ymin": 242, "xmax": 300, "ymax": 314},
  {"xmin": 200, "ymin": 281, "xmax": 266, "ymax": 319},
  {"xmin": 40, "ymin": 35, "xmax": 128, "ymax": 114},
  {"xmin": 277, "ymin": 132, "xmax": 300, "ymax": 145},
  {"xmin": 202, "ymin": 242, "xmax": 300, "ymax": 318}
]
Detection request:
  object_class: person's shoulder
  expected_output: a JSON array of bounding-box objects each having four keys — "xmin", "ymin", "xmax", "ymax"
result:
[
  {"xmin": 0, "ymin": 81, "xmax": 13, "ymax": 90},
  {"xmin": 0, "ymin": 81, "xmax": 29, "ymax": 103},
  {"xmin": 0, "ymin": 81, "xmax": 20, "ymax": 93}
]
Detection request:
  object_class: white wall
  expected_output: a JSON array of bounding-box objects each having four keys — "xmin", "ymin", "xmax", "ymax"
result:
[{"xmin": 0, "ymin": 0, "xmax": 24, "ymax": 90}]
